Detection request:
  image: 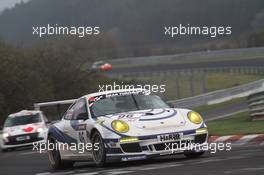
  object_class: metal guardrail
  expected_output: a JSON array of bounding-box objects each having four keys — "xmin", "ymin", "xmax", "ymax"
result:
[
  {"xmin": 248, "ymin": 91, "xmax": 264, "ymax": 120},
  {"xmin": 33, "ymin": 79, "xmax": 264, "ymax": 116},
  {"xmin": 168, "ymin": 79, "xmax": 264, "ymax": 108}
]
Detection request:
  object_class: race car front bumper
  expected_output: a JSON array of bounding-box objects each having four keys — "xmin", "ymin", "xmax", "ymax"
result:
[
  {"xmin": 1, "ymin": 131, "xmax": 47, "ymax": 149},
  {"xmin": 104, "ymin": 129, "xmax": 208, "ymax": 162}
]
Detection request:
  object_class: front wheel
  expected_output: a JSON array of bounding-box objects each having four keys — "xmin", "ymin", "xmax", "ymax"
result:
[
  {"xmin": 91, "ymin": 131, "xmax": 106, "ymax": 167},
  {"xmin": 47, "ymin": 136, "xmax": 74, "ymax": 169},
  {"xmin": 1, "ymin": 148, "xmax": 8, "ymax": 153},
  {"xmin": 184, "ymin": 151, "xmax": 205, "ymax": 158}
]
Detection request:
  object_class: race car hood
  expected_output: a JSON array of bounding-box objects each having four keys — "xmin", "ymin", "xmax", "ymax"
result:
[{"xmin": 99, "ymin": 108, "xmax": 187, "ymax": 134}]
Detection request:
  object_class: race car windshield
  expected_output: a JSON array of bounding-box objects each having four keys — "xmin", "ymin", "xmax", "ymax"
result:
[
  {"xmin": 4, "ymin": 114, "xmax": 42, "ymax": 127},
  {"xmin": 90, "ymin": 94, "xmax": 169, "ymax": 117}
]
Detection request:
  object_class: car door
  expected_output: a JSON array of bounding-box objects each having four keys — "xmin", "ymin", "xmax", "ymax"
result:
[{"xmin": 62, "ymin": 98, "xmax": 89, "ymax": 154}]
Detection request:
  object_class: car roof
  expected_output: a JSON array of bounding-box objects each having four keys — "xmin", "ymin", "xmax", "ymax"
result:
[{"xmin": 8, "ymin": 110, "xmax": 42, "ymax": 118}]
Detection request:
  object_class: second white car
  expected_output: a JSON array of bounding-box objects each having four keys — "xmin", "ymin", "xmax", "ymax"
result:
[{"xmin": 1, "ymin": 110, "xmax": 49, "ymax": 152}]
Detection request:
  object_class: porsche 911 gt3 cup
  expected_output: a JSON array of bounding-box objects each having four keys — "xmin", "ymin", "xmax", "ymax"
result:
[
  {"xmin": 0, "ymin": 110, "xmax": 49, "ymax": 152},
  {"xmin": 45, "ymin": 89, "xmax": 208, "ymax": 169}
]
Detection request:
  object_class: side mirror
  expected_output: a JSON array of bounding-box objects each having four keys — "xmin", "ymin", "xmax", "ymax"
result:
[{"xmin": 76, "ymin": 113, "xmax": 88, "ymax": 121}]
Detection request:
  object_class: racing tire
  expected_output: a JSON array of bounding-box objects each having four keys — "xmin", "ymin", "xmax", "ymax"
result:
[
  {"xmin": 184, "ymin": 151, "xmax": 205, "ymax": 158},
  {"xmin": 91, "ymin": 131, "xmax": 106, "ymax": 167},
  {"xmin": 47, "ymin": 136, "xmax": 74, "ymax": 169},
  {"xmin": 1, "ymin": 148, "xmax": 8, "ymax": 153}
]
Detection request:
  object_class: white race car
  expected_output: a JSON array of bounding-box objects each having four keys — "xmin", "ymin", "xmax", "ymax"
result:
[
  {"xmin": 1, "ymin": 110, "xmax": 49, "ymax": 152},
  {"xmin": 46, "ymin": 89, "xmax": 208, "ymax": 169}
]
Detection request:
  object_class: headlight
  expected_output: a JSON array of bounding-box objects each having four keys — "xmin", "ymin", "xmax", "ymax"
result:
[
  {"xmin": 37, "ymin": 128, "xmax": 44, "ymax": 133},
  {"xmin": 111, "ymin": 120, "xmax": 129, "ymax": 133},
  {"xmin": 187, "ymin": 111, "xmax": 202, "ymax": 124},
  {"xmin": 3, "ymin": 133, "xmax": 9, "ymax": 138}
]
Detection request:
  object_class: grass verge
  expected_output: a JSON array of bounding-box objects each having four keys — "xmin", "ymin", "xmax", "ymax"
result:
[
  {"xmin": 112, "ymin": 53, "xmax": 264, "ymax": 69},
  {"xmin": 193, "ymin": 97, "xmax": 246, "ymax": 113},
  {"xmin": 206, "ymin": 111, "xmax": 264, "ymax": 136},
  {"xmin": 124, "ymin": 72, "xmax": 264, "ymax": 100}
]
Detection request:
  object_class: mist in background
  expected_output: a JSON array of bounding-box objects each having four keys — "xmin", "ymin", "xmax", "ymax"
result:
[
  {"xmin": 0, "ymin": 0, "xmax": 264, "ymax": 124},
  {"xmin": 0, "ymin": 0, "xmax": 264, "ymax": 58},
  {"xmin": 0, "ymin": 0, "xmax": 28, "ymax": 12}
]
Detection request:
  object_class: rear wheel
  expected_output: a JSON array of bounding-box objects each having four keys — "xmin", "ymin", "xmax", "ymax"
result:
[
  {"xmin": 91, "ymin": 131, "xmax": 106, "ymax": 167},
  {"xmin": 47, "ymin": 136, "xmax": 74, "ymax": 169},
  {"xmin": 184, "ymin": 151, "xmax": 205, "ymax": 158}
]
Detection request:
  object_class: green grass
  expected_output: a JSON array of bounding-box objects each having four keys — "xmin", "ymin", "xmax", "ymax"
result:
[
  {"xmin": 206, "ymin": 112, "xmax": 264, "ymax": 136},
  {"xmin": 123, "ymin": 72, "xmax": 264, "ymax": 100},
  {"xmin": 112, "ymin": 52, "xmax": 264, "ymax": 69},
  {"xmin": 205, "ymin": 73, "xmax": 264, "ymax": 92},
  {"xmin": 193, "ymin": 97, "xmax": 246, "ymax": 113}
]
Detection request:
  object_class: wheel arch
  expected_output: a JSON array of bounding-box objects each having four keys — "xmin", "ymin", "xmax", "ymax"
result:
[{"xmin": 90, "ymin": 128, "xmax": 100, "ymax": 140}]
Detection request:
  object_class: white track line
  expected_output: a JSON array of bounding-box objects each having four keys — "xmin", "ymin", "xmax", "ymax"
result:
[
  {"xmin": 107, "ymin": 171, "xmax": 135, "ymax": 175},
  {"xmin": 36, "ymin": 173, "xmax": 51, "ymax": 175},
  {"xmin": 74, "ymin": 172, "xmax": 99, "ymax": 175},
  {"xmin": 140, "ymin": 163, "xmax": 183, "ymax": 171},
  {"xmin": 19, "ymin": 151, "xmax": 39, "ymax": 155}
]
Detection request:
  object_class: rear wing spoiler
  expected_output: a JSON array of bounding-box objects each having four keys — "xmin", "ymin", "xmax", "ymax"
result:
[
  {"xmin": 34, "ymin": 99, "xmax": 77, "ymax": 118},
  {"xmin": 34, "ymin": 99, "xmax": 77, "ymax": 110}
]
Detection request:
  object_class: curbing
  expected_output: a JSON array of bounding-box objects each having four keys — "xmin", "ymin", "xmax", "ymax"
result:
[{"xmin": 209, "ymin": 134, "xmax": 264, "ymax": 146}]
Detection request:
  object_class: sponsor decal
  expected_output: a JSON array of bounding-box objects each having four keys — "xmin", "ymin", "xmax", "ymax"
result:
[
  {"xmin": 89, "ymin": 90, "xmax": 147, "ymax": 104},
  {"xmin": 158, "ymin": 133, "xmax": 182, "ymax": 142},
  {"xmin": 22, "ymin": 126, "xmax": 34, "ymax": 132},
  {"xmin": 78, "ymin": 124, "xmax": 86, "ymax": 130},
  {"xmin": 16, "ymin": 135, "xmax": 30, "ymax": 141},
  {"xmin": 88, "ymin": 96, "xmax": 103, "ymax": 106},
  {"xmin": 118, "ymin": 113, "xmax": 140, "ymax": 120}
]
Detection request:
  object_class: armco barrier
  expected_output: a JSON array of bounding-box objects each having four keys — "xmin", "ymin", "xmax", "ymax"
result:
[
  {"xmin": 248, "ymin": 91, "xmax": 264, "ymax": 120},
  {"xmin": 34, "ymin": 79, "xmax": 264, "ymax": 113},
  {"xmin": 167, "ymin": 79, "xmax": 264, "ymax": 108}
]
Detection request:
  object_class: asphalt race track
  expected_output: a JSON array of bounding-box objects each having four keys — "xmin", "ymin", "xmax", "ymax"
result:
[
  {"xmin": 108, "ymin": 58, "xmax": 264, "ymax": 75},
  {"xmin": 0, "ymin": 102, "xmax": 250, "ymax": 175},
  {"xmin": 0, "ymin": 145, "xmax": 263, "ymax": 175}
]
